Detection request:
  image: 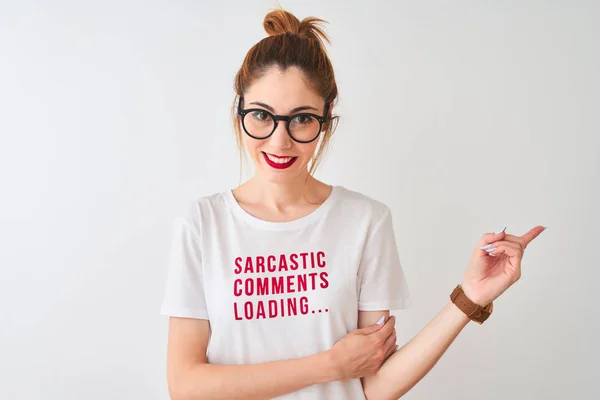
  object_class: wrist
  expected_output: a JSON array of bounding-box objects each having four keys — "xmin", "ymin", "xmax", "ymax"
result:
[
  {"xmin": 315, "ymin": 349, "xmax": 342, "ymax": 383},
  {"xmin": 448, "ymin": 300, "xmax": 472, "ymax": 325},
  {"xmin": 450, "ymin": 284, "xmax": 494, "ymax": 325},
  {"xmin": 460, "ymin": 283, "xmax": 488, "ymax": 307}
]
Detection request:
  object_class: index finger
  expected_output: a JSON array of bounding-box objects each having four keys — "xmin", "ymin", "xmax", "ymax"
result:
[{"xmin": 519, "ymin": 225, "xmax": 546, "ymax": 248}]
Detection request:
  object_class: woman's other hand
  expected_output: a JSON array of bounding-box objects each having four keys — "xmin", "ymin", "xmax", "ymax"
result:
[
  {"xmin": 328, "ymin": 316, "xmax": 397, "ymax": 380},
  {"xmin": 461, "ymin": 225, "xmax": 546, "ymax": 307}
]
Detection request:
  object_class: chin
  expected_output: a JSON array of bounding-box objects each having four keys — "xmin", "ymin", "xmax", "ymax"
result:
[
  {"xmin": 257, "ymin": 168, "xmax": 299, "ymax": 184},
  {"xmin": 256, "ymin": 160, "xmax": 309, "ymax": 184}
]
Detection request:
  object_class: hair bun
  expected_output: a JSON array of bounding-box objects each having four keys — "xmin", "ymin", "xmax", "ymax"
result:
[
  {"xmin": 263, "ymin": 9, "xmax": 300, "ymax": 36},
  {"xmin": 263, "ymin": 9, "xmax": 330, "ymax": 46}
]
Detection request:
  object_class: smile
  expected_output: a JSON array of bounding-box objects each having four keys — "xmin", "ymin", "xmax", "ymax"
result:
[{"xmin": 262, "ymin": 152, "xmax": 298, "ymax": 169}]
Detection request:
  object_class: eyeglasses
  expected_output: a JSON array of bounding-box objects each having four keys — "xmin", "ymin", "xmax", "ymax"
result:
[{"xmin": 237, "ymin": 96, "xmax": 329, "ymax": 143}]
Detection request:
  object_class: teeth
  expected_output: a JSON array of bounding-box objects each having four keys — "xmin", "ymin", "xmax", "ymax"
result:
[{"xmin": 266, "ymin": 154, "xmax": 293, "ymax": 164}]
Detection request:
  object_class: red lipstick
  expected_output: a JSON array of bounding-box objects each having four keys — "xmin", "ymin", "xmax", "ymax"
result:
[{"xmin": 262, "ymin": 152, "xmax": 297, "ymax": 170}]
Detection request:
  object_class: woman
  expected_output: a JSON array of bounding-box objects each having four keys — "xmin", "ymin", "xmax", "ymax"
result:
[{"xmin": 160, "ymin": 8, "xmax": 545, "ymax": 400}]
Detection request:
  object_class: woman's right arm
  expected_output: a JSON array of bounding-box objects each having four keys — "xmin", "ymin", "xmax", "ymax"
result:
[{"xmin": 166, "ymin": 316, "xmax": 397, "ymax": 400}]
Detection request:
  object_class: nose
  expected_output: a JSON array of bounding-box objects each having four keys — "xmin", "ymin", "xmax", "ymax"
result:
[{"xmin": 268, "ymin": 120, "xmax": 293, "ymax": 149}]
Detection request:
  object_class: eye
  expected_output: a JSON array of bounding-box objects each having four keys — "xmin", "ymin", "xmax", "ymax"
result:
[
  {"xmin": 251, "ymin": 110, "xmax": 270, "ymax": 122},
  {"xmin": 292, "ymin": 115, "xmax": 314, "ymax": 125}
]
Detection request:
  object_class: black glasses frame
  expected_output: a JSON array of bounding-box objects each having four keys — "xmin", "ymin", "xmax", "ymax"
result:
[{"xmin": 237, "ymin": 96, "xmax": 329, "ymax": 144}]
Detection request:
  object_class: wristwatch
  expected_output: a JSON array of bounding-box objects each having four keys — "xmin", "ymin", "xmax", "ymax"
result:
[{"xmin": 450, "ymin": 285, "xmax": 493, "ymax": 324}]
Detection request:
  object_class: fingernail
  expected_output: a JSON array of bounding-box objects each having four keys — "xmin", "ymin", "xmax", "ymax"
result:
[
  {"xmin": 495, "ymin": 227, "xmax": 506, "ymax": 234},
  {"xmin": 481, "ymin": 244, "xmax": 494, "ymax": 250},
  {"xmin": 486, "ymin": 247, "xmax": 497, "ymax": 253},
  {"xmin": 396, "ymin": 345, "xmax": 400, "ymax": 351},
  {"xmin": 376, "ymin": 316, "xmax": 385, "ymax": 325}
]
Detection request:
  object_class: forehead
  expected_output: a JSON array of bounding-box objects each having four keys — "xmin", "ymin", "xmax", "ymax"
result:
[{"xmin": 244, "ymin": 66, "xmax": 323, "ymax": 111}]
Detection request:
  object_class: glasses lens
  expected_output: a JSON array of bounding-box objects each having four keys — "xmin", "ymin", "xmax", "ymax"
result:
[
  {"xmin": 289, "ymin": 115, "xmax": 321, "ymax": 142},
  {"xmin": 243, "ymin": 110, "xmax": 275, "ymax": 138}
]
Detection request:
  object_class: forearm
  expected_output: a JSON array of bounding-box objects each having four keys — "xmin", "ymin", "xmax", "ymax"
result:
[
  {"xmin": 171, "ymin": 350, "xmax": 339, "ymax": 400},
  {"xmin": 364, "ymin": 302, "xmax": 470, "ymax": 400}
]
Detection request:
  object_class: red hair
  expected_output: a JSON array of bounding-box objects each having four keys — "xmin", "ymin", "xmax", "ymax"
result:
[{"xmin": 232, "ymin": 8, "xmax": 339, "ymax": 177}]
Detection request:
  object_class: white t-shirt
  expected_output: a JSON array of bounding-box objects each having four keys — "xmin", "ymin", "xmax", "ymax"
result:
[{"xmin": 160, "ymin": 185, "xmax": 411, "ymax": 399}]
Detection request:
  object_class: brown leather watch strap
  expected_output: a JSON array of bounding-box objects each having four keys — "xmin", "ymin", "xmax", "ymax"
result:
[{"xmin": 450, "ymin": 285, "xmax": 493, "ymax": 324}]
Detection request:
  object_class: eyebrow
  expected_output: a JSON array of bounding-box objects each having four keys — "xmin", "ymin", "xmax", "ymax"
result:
[{"xmin": 249, "ymin": 101, "xmax": 319, "ymax": 114}]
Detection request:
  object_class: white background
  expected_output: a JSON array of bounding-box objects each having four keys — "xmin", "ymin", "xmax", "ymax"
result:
[{"xmin": 1, "ymin": 1, "xmax": 598, "ymax": 399}]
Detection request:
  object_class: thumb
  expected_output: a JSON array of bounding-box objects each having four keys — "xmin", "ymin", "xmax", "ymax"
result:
[
  {"xmin": 357, "ymin": 316, "xmax": 386, "ymax": 335},
  {"xmin": 479, "ymin": 226, "xmax": 507, "ymax": 249}
]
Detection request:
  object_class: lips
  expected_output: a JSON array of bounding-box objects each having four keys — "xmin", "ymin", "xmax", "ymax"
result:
[{"xmin": 262, "ymin": 152, "xmax": 297, "ymax": 170}]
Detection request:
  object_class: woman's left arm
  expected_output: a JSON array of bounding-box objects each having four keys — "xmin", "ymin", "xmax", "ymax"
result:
[{"xmin": 361, "ymin": 225, "xmax": 546, "ymax": 400}]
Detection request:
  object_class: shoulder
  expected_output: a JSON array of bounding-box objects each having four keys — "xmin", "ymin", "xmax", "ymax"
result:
[
  {"xmin": 190, "ymin": 190, "xmax": 230, "ymax": 215},
  {"xmin": 334, "ymin": 186, "xmax": 393, "ymax": 224},
  {"xmin": 173, "ymin": 190, "xmax": 232, "ymax": 233}
]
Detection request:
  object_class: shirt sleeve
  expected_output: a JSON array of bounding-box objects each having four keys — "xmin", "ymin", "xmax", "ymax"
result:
[
  {"xmin": 160, "ymin": 216, "xmax": 209, "ymax": 320},
  {"xmin": 357, "ymin": 207, "xmax": 411, "ymax": 311}
]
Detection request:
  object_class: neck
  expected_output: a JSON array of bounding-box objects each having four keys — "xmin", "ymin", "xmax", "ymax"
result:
[{"xmin": 248, "ymin": 172, "xmax": 315, "ymax": 209}]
